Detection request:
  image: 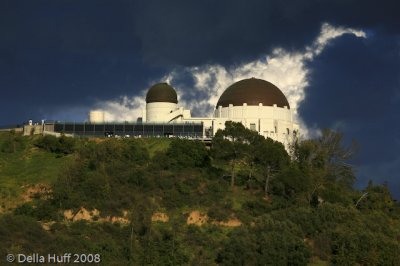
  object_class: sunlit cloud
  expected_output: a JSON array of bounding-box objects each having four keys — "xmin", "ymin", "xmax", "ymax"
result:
[{"xmin": 94, "ymin": 23, "xmax": 366, "ymax": 137}]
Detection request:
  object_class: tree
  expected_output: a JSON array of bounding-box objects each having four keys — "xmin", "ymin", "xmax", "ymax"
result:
[
  {"xmin": 254, "ymin": 137, "xmax": 289, "ymax": 198},
  {"xmin": 273, "ymin": 165, "xmax": 311, "ymax": 201},
  {"xmin": 293, "ymin": 129, "xmax": 357, "ymax": 204},
  {"xmin": 356, "ymin": 181, "xmax": 394, "ymax": 211},
  {"xmin": 212, "ymin": 121, "xmax": 251, "ymax": 187},
  {"xmin": 242, "ymin": 130, "xmax": 265, "ymax": 185},
  {"xmin": 167, "ymin": 138, "xmax": 209, "ymax": 169}
]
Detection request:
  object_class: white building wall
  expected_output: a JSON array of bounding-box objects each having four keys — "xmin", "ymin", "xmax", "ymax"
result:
[
  {"xmin": 146, "ymin": 102, "xmax": 178, "ymax": 122},
  {"xmin": 212, "ymin": 103, "xmax": 298, "ymax": 150}
]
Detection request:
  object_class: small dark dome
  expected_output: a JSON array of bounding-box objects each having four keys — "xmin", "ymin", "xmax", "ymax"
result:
[
  {"xmin": 216, "ymin": 78, "xmax": 290, "ymax": 108},
  {"xmin": 146, "ymin": 83, "xmax": 178, "ymax": 104}
]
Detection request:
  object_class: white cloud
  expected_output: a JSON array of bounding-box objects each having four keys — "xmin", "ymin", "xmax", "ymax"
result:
[
  {"xmin": 93, "ymin": 23, "xmax": 366, "ymax": 137},
  {"xmin": 308, "ymin": 23, "xmax": 366, "ymax": 57},
  {"xmin": 96, "ymin": 95, "xmax": 145, "ymax": 122}
]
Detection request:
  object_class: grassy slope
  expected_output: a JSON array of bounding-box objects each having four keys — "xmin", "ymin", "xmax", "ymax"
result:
[
  {"xmin": 140, "ymin": 137, "xmax": 172, "ymax": 158},
  {"xmin": 0, "ymin": 134, "xmax": 172, "ymax": 211},
  {"xmin": 0, "ymin": 133, "xmax": 71, "ymax": 210}
]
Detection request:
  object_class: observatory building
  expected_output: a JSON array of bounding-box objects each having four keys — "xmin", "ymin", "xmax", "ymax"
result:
[
  {"xmin": 88, "ymin": 78, "xmax": 299, "ymax": 149},
  {"xmin": 24, "ymin": 78, "xmax": 298, "ymax": 149},
  {"xmin": 27, "ymin": 78, "xmax": 298, "ymax": 149},
  {"xmin": 212, "ymin": 78, "xmax": 298, "ymax": 146}
]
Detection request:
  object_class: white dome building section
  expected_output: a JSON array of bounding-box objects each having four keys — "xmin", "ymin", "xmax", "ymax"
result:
[
  {"xmin": 89, "ymin": 110, "xmax": 105, "ymax": 123},
  {"xmin": 213, "ymin": 78, "xmax": 299, "ymax": 148},
  {"xmin": 143, "ymin": 83, "xmax": 191, "ymax": 123}
]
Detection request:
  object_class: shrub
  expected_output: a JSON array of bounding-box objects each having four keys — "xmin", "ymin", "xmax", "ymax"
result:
[
  {"xmin": 35, "ymin": 135, "xmax": 76, "ymax": 154},
  {"xmin": 217, "ymin": 215, "xmax": 311, "ymax": 265},
  {"xmin": 167, "ymin": 139, "xmax": 210, "ymax": 169}
]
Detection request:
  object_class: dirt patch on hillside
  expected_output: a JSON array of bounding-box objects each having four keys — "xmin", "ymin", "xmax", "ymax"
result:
[
  {"xmin": 213, "ymin": 218, "xmax": 242, "ymax": 227},
  {"xmin": 20, "ymin": 184, "xmax": 51, "ymax": 202},
  {"xmin": 64, "ymin": 207, "xmax": 129, "ymax": 224},
  {"xmin": 64, "ymin": 208, "xmax": 99, "ymax": 221},
  {"xmin": 41, "ymin": 221, "xmax": 55, "ymax": 231},
  {"xmin": 152, "ymin": 212, "xmax": 169, "ymax": 222},
  {"xmin": 48, "ymin": 206, "xmax": 240, "ymax": 228},
  {"xmin": 108, "ymin": 216, "xmax": 130, "ymax": 223},
  {"xmin": 187, "ymin": 210, "xmax": 242, "ymax": 227},
  {"xmin": 187, "ymin": 211, "xmax": 208, "ymax": 226},
  {"xmin": 0, "ymin": 183, "xmax": 51, "ymax": 213}
]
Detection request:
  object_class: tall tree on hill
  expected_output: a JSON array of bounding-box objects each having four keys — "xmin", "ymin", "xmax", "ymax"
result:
[
  {"xmin": 243, "ymin": 130, "xmax": 265, "ymax": 183},
  {"xmin": 293, "ymin": 129, "xmax": 357, "ymax": 204},
  {"xmin": 254, "ymin": 138, "xmax": 290, "ymax": 198},
  {"xmin": 212, "ymin": 121, "xmax": 250, "ymax": 187}
]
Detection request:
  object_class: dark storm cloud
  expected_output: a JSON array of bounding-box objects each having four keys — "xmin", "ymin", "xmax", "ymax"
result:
[
  {"xmin": 132, "ymin": 0, "xmax": 400, "ymax": 67},
  {"xmin": 132, "ymin": 0, "xmax": 321, "ymax": 66},
  {"xmin": 1, "ymin": 0, "xmax": 400, "ymax": 124},
  {"xmin": 299, "ymin": 33, "xmax": 400, "ymax": 197},
  {"xmin": 0, "ymin": 0, "xmax": 163, "ymax": 124}
]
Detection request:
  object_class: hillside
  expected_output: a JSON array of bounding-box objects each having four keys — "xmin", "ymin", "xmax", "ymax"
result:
[{"xmin": 0, "ymin": 125, "xmax": 399, "ymax": 266}]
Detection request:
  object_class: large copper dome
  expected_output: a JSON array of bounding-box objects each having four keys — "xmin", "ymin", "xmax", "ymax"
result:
[
  {"xmin": 216, "ymin": 78, "xmax": 290, "ymax": 108},
  {"xmin": 146, "ymin": 83, "xmax": 178, "ymax": 104}
]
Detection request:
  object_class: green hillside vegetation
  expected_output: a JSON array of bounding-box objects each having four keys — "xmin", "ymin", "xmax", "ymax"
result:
[
  {"xmin": 0, "ymin": 132, "xmax": 72, "ymax": 210},
  {"xmin": 0, "ymin": 124, "xmax": 399, "ymax": 265}
]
